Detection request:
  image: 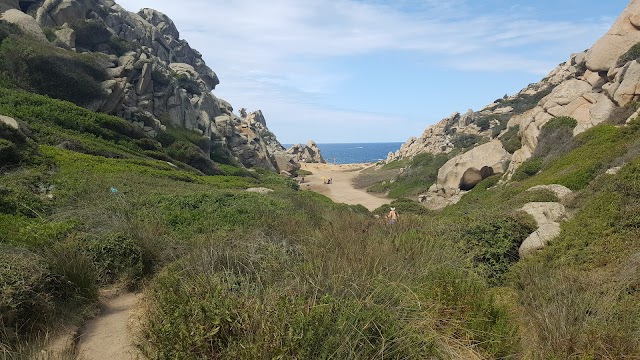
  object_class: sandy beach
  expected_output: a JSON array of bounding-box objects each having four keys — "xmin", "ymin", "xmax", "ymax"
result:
[{"xmin": 298, "ymin": 162, "xmax": 390, "ymax": 211}]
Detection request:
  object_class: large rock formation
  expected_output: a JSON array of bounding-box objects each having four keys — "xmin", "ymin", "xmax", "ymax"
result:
[
  {"xmin": 395, "ymin": 0, "xmax": 640, "ymax": 208},
  {"xmin": 0, "ymin": 0, "xmax": 297, "ymax": 172},
  {"xmin": 286, "ymin": 140, "xmax": 325, "ymax": 164},
  {"xmin": 434, "ymin": 141, "xmax": 511, "ymax": 195}
]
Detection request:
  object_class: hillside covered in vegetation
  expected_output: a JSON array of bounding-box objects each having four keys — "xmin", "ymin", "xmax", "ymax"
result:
[
  {"xmin": 1, "ymin": 0, "xmax": 640, "ymax": 359},
  {"xmin": 2, "ymin": 79, "xmax": 639, "ymax": 359}
]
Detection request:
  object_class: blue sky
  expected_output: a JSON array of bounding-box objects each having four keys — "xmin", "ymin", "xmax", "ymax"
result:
[{"xmin": 116, "ymin": 0, "xmax": 628, "ymax": 143}]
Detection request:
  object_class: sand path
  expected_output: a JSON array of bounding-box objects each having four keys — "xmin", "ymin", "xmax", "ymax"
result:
[
  {"xmin": 299, "ymin": 163, "xmax": 390, "ymax": 211},
  {"xmin": 76, "ymin": 290, "xmax": 143, "ymax": 360}
]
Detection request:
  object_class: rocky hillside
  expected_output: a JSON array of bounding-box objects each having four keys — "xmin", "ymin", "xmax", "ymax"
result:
[
  {"xmin": 388, "ymin": 0, "xmax": 640, "ymax": 209},
  {"xmin": 0, "ymin": 0, "xmax": 297, "ymax": 173}
]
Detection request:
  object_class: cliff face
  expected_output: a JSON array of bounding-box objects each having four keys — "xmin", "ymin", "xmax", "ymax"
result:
[
  {"xmin": 0, "ymin": 0, "xmax": 293, "ymax": 173},
  {"xmin": 391, "ymin": 0, "xmax": 640, "ymax": 208}
]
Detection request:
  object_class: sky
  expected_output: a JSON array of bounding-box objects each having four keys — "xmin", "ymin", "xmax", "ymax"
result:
[{"xmin": 115, "ymin": 0, "xmax": 629, "ymax": 144}]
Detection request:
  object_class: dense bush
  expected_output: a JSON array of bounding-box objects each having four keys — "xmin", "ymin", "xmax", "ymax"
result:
[
  {"xmin": 71, "ymin": 20, "xmax": 112, "ymax": 50},
  {"xmin": 107, "ymin": 35, "xmax": 138, "ymax": 56},
  {"xmin": 0, "ymin": 36, "xmax": 107, "ymax": 106},
  {"xmin": 607, "ymin": 101, "xmax": 640, "ymax": 125},
  {"xmin": 617, "ymin": 41, "xmax": 640, "ymax": 67},
  {"xmin": 167, "ymin": 140, "xmax": 221, "ymax": 175},
  {"xmin": 141, "ymin": 213, "xmax": 518, "ymax": 359},
  {"xmin": 525, "ymin": 120, "xmax": 639, "ymax": 190},
  {"xmin": 451, "ymin": 133, "xmax": 483, "ymax": 149},
  {"xmin": 0, "ymin": 249, "xmax": 56, "ymax": 339},
  {"xmin": 151, "ymin": 69, "xmax": 172, "ymax": 88},
  {"xmin": 494, "ymin": 85, "xmax": 555, "ymax": 115},
  {"xmin": 511, "ymin": 158, "xmax": 543, "ymax": 181},
  {"xmin": 85, "ymin": 234, "xmax": 144, "ymax": 284},
  {"xmin": 373, "ymin": 197, "xmax": 429, "ymax": 216},
  {"xmin": 173, "ymin": 73, "xmax": 202, "ymax": 95},
  {"xmin": 463, "ymin": 214, "xmax": 536, "ymax": 285},
  {"xmin": 476, "ymin": 116, "xmax": 492, "ymax": 131},
  {"xmin": 500, "ymin": 125, "xmax": 522, "ymax": 154}
]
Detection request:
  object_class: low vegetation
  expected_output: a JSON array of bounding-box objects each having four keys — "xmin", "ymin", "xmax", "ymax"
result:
[
  {"xmin": 500, "ymin": 125, "xmax": 522, "ymax": 154},
  {"xmin": 0, "ymin": 32, "xmax": 108, "ymax": 106},
  {"xmin": 617, "ymin": 41, "xmax": 640, "ymax": 67},
  {"xmin": 364, "ymin": 153, "xmax": 450, "ymax": 198},
  {"xmin": 1, "ymin": 74, "xmax": 639, "ymax": 359}
]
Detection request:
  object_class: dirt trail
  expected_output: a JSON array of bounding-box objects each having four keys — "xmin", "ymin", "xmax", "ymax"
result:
[
  {"xmin": 299, "ymin": 163, "xmax": 390, "ymax": 211},
  {"xmin": 75, "ymin": 290, "xmax": 143, "ymax": 360}
]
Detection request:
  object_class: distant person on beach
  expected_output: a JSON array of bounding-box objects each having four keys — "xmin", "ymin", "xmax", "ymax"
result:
[{"xmin": 387, "ymin": 207, "xmax": 398, "ymax": 224}]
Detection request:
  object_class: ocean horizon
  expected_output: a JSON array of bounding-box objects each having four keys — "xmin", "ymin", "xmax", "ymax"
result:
[{"xmin": 283, "ymin": 142, "xmax": 403, "ymax": 164}]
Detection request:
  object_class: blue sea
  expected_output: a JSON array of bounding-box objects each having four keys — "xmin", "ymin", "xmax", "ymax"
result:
[{"xmin": 283, "ymin": 142, "xmax": 403, "ymax": 164}]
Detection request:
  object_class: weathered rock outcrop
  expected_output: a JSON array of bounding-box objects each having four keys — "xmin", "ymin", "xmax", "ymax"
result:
[
  {"xmin": 518, "ymin": 192, "xmax": 572, "ymax": 257},
  {"xmin": 433, "ymin": 141, "xmax": 511, "ymax": 195},
  {"xmin": 0, "ymin": 0, "xmax": 294, "ymax": 172},
  {"xmin": 586, "ymin": 1, "xmax": 640, "ymax": 72},
  {"xmin": 417, "ymin": 141, "xmax": 511, "ymax": 210},
  {"xmin": 0, "ymin": 8, "xmax": 46, "ymax": 41},
  {"xmin": 287, "ymin": 140, "xmax": 325, "ymax": 164},
  {"xmin": 396, "ymin": 0, "xmax": 640, "ymax": 209}
]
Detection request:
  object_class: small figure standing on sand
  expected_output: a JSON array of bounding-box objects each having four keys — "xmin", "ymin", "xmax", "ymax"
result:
[{"xmin": 387, "ymin": 207, "xmax": 398, "ymax": 224}]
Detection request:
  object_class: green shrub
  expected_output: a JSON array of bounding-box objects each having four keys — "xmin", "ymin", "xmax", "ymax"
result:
[
  {"xmin": 541, "ymin": 116, "xmax": 577, "ymax": 131},
  {"xmin": 0, "ymin": 22, "xmax": 21, "ymax": 43},
  {"xmin": 494, "ymin": 85, "xmax": 555, "ymax": 115},
  {"xmin": 511, "ymin": 158, "xmax": 543, "ymax": 181},
  {"xmin": 143, "ymin": 270, "xmax": 237, "ymax": 359},
  {"xmin": 0, "ymin": 36, "xmax": 107, "ymax": 106},
  {"xmin": 0, "ymin": 89, "xmax": 159, "ymax": 159},
  {"xmin": 534, "ymin": 117, "xmax": 577, "ymax": 163},
  {"xmin": 491, "ymin": 118, "xmax": 509, "ymax": 138},
  {"xmin": 451, "ymin": 133, "xmax": 483, "ymax": 149},
  {"xmin": 526, "ymin": 122, "xmax": 636, "ymax": 190},
  {"xmin": 371, "ymin": 152, "xmax": 449, "ymax": 198},
  {"xmin": 47, "ymin": 239, "xmax": 99, "ymax": 301},
  {"xmin": 289, "ymin": 295, "xmax": 421, "ymax": 359},
  {"xmin": 373, "ymin": 197, "xmax": 428, "ymax": 216},
  {"xmin": 0, "ymin": 248, "xmax": 55, "ymax": 342},
  {"xmin": 0, "ymin": 122, "xmax": 39, "ymax": 167},
  {"xmin": 500, "ymin": 125, "xmax": 522, "ymax": 154},
  {"xmin": 617, "ymin": 42, "xmax": 640, "ymax": 67},
  {"xmin": 108, "ymin": 35, "xmax": 137, "ymax": 56},
  {"xmin": 167, "ymin": 140, "xmax": 221, "ymax": 175},
  {"xmin": 85, "ymin": 234, "xmax": 144, "ymax": 284},
  {"xmin": 173, "ymin": 73, "xmax": 202, "ymax": 95},
  {"xmin": 476, "ymin": 116, "xmax": 492, "ymax": 131},
  {"xmin": 463, "ymin": 214, "xmax": 536, "ymax": 285},
  {"xmin": 151, "ymin": 69, "xmax": 172, "ymax": 88},
  {"xmin": 607, "ymin": 101, "xmax": 640, "ymax": 125},
  {"xmin": 134, "ymin": 137, "xmax": 162, "ymax": 151},
  {"xmin": 71, "ymin": 20, "xmax": 112, "ymax": 50},
  {"xmin": 42, "ymin": 27, "xmax": 56, "ymax": 42}
]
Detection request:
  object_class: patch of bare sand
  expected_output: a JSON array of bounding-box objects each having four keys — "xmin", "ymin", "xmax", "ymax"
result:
[{"xmin": 299, "ymin": 163, "xmax": 390, "ymax": 211}]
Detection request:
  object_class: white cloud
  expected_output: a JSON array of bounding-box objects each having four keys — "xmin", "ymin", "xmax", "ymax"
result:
[{"xmin": 115, "ymin": 0, "xmax": 617, "ymax": 142}]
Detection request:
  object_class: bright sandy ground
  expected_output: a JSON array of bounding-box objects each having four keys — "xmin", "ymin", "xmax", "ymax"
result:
[{"xmin": 298, "ymin": 163, "xmax": 390, "ymax": 211}]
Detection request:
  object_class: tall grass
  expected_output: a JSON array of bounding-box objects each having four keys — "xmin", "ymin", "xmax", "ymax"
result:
[{"xmin": 140, "ymin": 211, "xmax": 519, "ymax": 359}]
